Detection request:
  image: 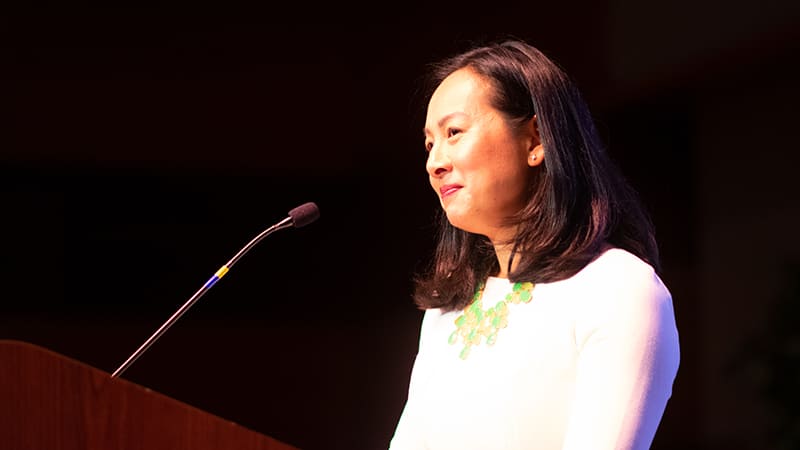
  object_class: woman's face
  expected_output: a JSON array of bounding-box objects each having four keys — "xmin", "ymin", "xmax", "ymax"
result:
[{"xmin": 424, "ymin": 68, "xmax": 540, "ymax": 243}]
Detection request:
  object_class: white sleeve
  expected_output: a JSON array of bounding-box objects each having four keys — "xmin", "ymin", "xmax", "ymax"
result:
[
  {"xmin": 562, "ymin": 258, "xmax": 680, "ymax": 450},
  {"xmin": 388, "ymin": 309, "xmax": 438, "ymax": 450}
]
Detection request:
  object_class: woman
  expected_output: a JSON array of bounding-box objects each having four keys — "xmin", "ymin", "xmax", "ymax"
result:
[{"xmin": 389, "ymin": 39, "xmax": 680, "ymax": 449}]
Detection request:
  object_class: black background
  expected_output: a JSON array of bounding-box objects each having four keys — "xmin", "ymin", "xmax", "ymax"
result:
[{"xmin": 2, "ymin": 1, "xmax": 799, "ymax": 449}]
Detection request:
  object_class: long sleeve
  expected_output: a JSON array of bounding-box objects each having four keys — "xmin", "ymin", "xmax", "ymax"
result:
[
  {"xmin": 389, "ymin": 309, "xmax": 440, "ymax": 450},
  {"xmin": 562, "ymin": 254, "xmax": 680, "ymax": 450}
]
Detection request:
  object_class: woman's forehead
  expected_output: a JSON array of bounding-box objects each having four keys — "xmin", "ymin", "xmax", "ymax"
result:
[{"xmin": 427, "ymin": 70, "xmax": 492, "ymax": 118}]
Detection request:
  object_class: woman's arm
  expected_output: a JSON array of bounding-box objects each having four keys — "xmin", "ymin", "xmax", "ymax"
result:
[{"xmin": 563, "ymin": 253, "xmax": 680, "ymax": 450}]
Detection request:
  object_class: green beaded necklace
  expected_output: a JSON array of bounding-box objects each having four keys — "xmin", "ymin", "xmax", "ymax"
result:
[{"xmin": 448, "ymin": 280, "xmax": 535, "ymax": 360}]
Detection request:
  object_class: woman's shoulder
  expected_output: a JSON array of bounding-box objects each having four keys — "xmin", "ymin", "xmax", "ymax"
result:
[
  {"xmin": 560, "ymin": 248, "xmax": 679, "ymax": 363},
  {"xmin": 572, "ymin": 247, "xmax": 660, "ymax": 287},
  {"xmin": 552, "ymin": 247, "xmax": 672, "ymax": 315}
]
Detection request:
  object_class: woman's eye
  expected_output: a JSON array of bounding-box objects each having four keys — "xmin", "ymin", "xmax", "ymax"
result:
[{"xmin": 447, "ymin": 128, "xmax": 462, "ymax": 138}]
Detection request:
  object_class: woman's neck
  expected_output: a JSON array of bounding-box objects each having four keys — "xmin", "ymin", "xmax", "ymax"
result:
[{"xmin": 492, "ymin": 242, "xmax": 517, "ymax": 279}]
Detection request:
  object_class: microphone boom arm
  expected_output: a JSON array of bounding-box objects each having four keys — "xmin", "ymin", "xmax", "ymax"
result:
[{"xmin": 111, "ymin": 214, "xmax": 299, "ymax": 378}]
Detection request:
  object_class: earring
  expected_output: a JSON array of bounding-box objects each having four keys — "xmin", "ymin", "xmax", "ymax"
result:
[{"xmin": 529, "ymin": 154, "xmax": 537, "ymax": 162}]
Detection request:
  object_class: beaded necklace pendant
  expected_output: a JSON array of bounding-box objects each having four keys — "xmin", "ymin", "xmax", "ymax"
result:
[{"xmin": 448, "ymin": 281, "xmax": 535, "ymax": 360}]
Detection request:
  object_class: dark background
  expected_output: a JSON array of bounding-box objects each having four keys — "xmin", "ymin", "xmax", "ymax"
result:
[{"xmin": 2, "ymin": 1, "xmax": 799, "ymax": 449}]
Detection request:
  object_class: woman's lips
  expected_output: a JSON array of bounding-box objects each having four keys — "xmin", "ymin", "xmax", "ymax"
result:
[{"xmin": 440, "ymin": 184, "xmax": 462, "ymax": 198}]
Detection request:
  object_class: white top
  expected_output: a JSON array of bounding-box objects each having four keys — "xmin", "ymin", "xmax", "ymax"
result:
[{"xmin": 389, "ymin": 248, "xmax": 680, "ymax": 450}]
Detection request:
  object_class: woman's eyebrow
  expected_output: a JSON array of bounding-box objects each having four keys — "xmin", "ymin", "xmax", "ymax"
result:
[{"xmin": 422, "ymin": 112, "xmax": 468, "ymax": 136}]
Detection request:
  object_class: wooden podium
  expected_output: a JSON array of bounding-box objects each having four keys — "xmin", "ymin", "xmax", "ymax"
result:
[{"xmin": 0, "ymin": 340, "xmax": 299, "ymax": 450}]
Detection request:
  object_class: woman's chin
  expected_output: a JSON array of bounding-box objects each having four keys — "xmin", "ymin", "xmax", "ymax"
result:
[{"xmin": 444, "ymin": 210, "xmax": 480, "ymax": 235}]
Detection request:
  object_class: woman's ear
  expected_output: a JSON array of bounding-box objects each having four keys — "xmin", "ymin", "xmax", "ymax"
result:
[{"xmin": 526, "ymin": 115, "xmax": 544, "ymax": 167}]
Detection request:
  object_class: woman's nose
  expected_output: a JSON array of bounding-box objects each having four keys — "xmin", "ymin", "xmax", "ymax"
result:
[{"xmin": 426, "ymin": 144, "xmax": 451, "ymax": 178}]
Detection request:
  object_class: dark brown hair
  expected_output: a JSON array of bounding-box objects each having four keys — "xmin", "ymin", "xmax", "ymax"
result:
[{"xmin": 414, "ymin": 39, "xmax": 660, "ymax": 312}]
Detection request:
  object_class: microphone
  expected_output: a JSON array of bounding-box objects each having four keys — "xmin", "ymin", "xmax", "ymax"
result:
[{"xmin": 111, "ymin": 202, "xmax": 320, "ymax": 378}]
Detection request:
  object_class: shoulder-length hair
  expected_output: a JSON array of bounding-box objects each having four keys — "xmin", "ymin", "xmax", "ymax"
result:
[{"xmin": 413, "ymin": 39, "xmax": 660, "ymax": 312}]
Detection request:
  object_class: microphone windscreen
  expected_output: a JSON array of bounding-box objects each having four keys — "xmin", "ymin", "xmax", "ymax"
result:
[{"xmin": 288, "ymin": 202, "xmax": 320, "ymax": 228}]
